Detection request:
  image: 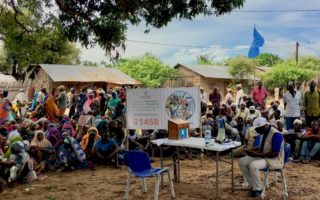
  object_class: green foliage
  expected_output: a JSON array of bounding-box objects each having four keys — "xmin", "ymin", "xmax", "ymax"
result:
[
  {"xmin": 0, "ymin": 3, "xmax": 80, "ymax": 74},
  {"xmin": 255, "ymin": 53, "xmax": 282, "ymax": 67},
  {"xmin": 226, "ymin": 56, "xmax": 254, "ymax": 81},
  {"xmin": 2, "ymin": 0, "xmax": 245, "ymax": 59},
  {"xmin": 298, "ymin": 56, "xmax": 320, "ymax": 70},
  {"xmin": 197, "ymin": 54, "xmax": 214, "ymax": 65},
  {"xmin": 115, "ymin": 53, "xmax": 176, "ymax": 88},
  {"xmin": 263, "ymin": 60, "xmax": 315, "ymax": 88}
]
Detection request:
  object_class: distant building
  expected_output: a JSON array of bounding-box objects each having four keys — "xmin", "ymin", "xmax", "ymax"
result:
[
  {"xmin": 163, "ymin": 63, "xmax": 257, "ymax": 97},
  {"xmin": 23, "ymin": 64, "xmax": 141, "ymax": 99}
]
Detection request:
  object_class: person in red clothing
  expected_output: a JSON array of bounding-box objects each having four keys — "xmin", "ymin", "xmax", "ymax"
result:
[
  {"xmin": 300, "ymin": 121, "xmax": 320, "ymax": 163},
  {"xmin": 251, "ymin": 81, "xmax": 269, "ymax": 107}
]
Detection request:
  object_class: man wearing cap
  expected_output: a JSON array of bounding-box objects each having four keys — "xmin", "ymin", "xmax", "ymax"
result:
[
  {"xmin": 303, "ymin": 80, "xmax": 320, "ymax": 127},
  {"xmin": 246, "ymin": 106, "xmax": 261, "ymax": 122},
  {"xmin": 225, "ymin": 88, "xmax": 233, "ymax": 105},
  {"xmin": 251, "ymin": 81, "xmax": 269, "ymax": 107},
  {"xmin": 283, "ymin": 82, "xmax": 302, "ymax": 130},
  {"xmin": 239, "ymin": 117, "xmax": 284, "ymax": 198},
  {"xmin": 236, "ymin": 102, "xmax": 249, "ymax": 122}
]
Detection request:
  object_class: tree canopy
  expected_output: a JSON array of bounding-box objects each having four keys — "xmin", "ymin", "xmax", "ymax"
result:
[
  {"xmin": 0, "ymin": 3, "xmax": 80, "ymax": 75},
  {"xmin": 226, "ymin": 56, "xmax": 254, "ymax": 81},
  {"xmin": 298, "ymin": 56, "xmax": 320, "ymax": 70},
  {"xmin": 197, "ymin": 54, "xmax": 215, "ymax": 65},
  {"xmin": 255, "ymin": 53, "xmax": 282, "ymax": 67},
  {"xmin": 262, "ymin": 60, "xmax": 315, "ymax": 88},
  {"xmin": 115, "ymin": 53, "xmax": 176, "ymax": 88},
  {"xmin": 1, "ymin": 0, "xmax": 245, "ymax": 59}
]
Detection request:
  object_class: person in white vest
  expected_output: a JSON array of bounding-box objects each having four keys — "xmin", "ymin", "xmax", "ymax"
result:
[{"xmin": 238, "ymin": 117, "xmax": 284, "ymax": 198}]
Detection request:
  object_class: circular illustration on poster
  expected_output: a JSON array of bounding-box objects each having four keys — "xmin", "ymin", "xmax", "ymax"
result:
[{"xmin": 165, "ymin": 91, "xmax": 195, "ymax": 120}]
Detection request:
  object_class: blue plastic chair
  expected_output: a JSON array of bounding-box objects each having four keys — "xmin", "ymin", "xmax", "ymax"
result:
[
  {"xmin": 260, "ymin": 143, "xmax": 290, "ymax": 199},
  {"xmin": 124, "ymin": 151, "xmax": 175, "ymax": 200}
]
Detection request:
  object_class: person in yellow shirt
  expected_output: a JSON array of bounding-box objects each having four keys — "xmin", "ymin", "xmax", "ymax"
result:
[{"xmin": 303, "ymin": 80, "xmax": 320, "ymax": 127}]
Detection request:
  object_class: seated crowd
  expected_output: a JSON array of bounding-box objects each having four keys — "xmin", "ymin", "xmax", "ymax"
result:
[
  {"xmin": 0, "ymin": 79, "xmax": 320, "ymax": 195},
  {"xmin": 0, "ymin": 85, "xmax": 169, "ymax": 191}
]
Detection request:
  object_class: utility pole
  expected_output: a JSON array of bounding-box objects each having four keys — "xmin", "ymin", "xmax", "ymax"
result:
[{"xmin": 296, "ymin": 42, "xmax": 299, "ymax": 63}]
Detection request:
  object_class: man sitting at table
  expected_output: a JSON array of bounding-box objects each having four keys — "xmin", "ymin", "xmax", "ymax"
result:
[
  {"xmin": 239, "ymin": 117, "xmax": 284, "ymax": 198},
  {"xmin": 299, "ymin": 120, "xmax": 320, "ymax": 164}
]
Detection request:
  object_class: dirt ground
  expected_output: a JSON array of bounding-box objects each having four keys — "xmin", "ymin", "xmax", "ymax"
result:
[{"xmin": 1, "ymin": 155, "xmax": 320, "ymax": 200}]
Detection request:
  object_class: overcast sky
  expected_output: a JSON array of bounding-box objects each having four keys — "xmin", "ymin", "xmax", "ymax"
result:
[{"xmin": 78, "ymin": 0, "xmax": 320, "ymax": 66}]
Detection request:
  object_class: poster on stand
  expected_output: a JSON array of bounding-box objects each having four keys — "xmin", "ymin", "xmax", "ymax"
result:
[{"xmin": 126, "ymin": 87, "xmax": 201, "ymax": 130}]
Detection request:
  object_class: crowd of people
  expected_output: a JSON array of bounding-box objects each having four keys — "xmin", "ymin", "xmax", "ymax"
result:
[
  {"xmin": 201, "ymin": 80, "xmax": 320, "ymax": 197},
  {"xmin": 0, "ymin": 85, "xmax": 163, "ymax": 191},
  {"xmin": 0, "ymin": 79, "xmax": 320, "ymax": 197}
]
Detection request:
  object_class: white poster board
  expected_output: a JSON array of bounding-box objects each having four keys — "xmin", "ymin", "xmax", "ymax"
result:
[{"xmin": 127, "ymin": 87, "xmax": 201, "ymax": 129}]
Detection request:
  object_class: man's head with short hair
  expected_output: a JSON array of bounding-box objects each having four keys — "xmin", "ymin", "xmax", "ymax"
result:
[{"xmin": 309, "ymin": 80, "xmax": 316, "ymax": 92}]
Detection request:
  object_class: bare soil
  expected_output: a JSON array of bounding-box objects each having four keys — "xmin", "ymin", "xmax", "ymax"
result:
[{"xmin": 1, "ymin": 157, "xmax": 319, "ymax": 200}]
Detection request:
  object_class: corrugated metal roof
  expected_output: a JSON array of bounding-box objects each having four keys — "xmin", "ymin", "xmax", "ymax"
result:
[
  {"xmin": 38, "ymin": 64, "xmax": 141, "ymax": 85},
  {"xmin": 0, "ymin": 73, "xmax": 17, "ymax": 84},
  {"xmin": 175, "ymin": 63, "xmax": 256, "ymax": 80}
]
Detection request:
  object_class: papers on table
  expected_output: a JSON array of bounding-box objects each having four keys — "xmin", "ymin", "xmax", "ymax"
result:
[
  {"xmin": 151, "ymin": 138, "xmax": 169, "ymax": 146},
  {"xmin": 151, "ymin": 137, "xmax": 241, "ymax": 151}
]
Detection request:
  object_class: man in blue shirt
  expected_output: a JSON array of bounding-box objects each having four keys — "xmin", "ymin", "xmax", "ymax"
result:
[{"xmin": 239, "ymin": 117, "xmax": 284, "ymax": 198}]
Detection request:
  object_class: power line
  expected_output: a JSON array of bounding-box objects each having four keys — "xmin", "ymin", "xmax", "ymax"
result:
[
  {"xmin": 234, "ymin": 9, "xmax": 320, "ymax": 13},
  {"xmin": 127, "ymin": 39, "xmax": 204, "ymax": 48},
  {"xmin": 127, "ymin": 39, "xmax": 293, "ymax": 50}
]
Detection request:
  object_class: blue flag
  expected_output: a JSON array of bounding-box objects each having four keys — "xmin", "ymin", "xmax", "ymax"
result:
[
  {"xmin": 248, "ymin": 46, "xmax": 260, "ymax": 59},
  {"xmin": 248, "ymin": 26, "xmax": 265, "ymax": 58}
]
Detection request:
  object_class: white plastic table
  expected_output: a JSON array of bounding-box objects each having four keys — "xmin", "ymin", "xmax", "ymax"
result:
[{"xmin": 151, "ymin": 137, "xmax": 241, "ymax": 200}]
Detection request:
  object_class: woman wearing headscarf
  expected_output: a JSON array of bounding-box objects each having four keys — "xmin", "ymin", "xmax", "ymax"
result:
[
  {"xmin": 79, "ymin": 90, "xmax": 100, "ymax": 126},
  {"xmin": 62, "ymin": 122, "xmax": 76, "ymax": 138},
  {"xmin": 46, "ymin": 126, "xmax": 62, "ymax": 149},
  {"xmin": 31, "ymin": 130, "xmax": 52, "ymax": 149},
  {"xmin": 4, "ymin": 134, "xmax": 23, "ymax": 159},
  {"xmin": 7, "ymin": 141, "xmax": 36, "ymax": 183},
  {"xmin": 58, "ymin": 133, "xmax": 87, "ymax": 170},
  {"xmin": 57, "ymin": 85, "xmax": 67, "ymax": 117},
  {"xmin": 96, "ymin": 119, "xmax": 108, "ymax": 135},
  {"xmin": 108, "ymin": 92, "xmax": 120, "ymax": 117},
  {"xmin": 41, "ymin": 88, "xmax": 60, "ymax": 123},
  {"xmin": 81, "ymin": 127, "xmax": 100, "ymax": 159},
  {"xmin": 0, "ymin": 91, "xmax": 12, "ymax": 125}
]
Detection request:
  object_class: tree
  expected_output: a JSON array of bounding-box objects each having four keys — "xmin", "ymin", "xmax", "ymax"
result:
[
  {"xmin": 255, "ymin": 53, "xmax": 282, "ymax": 67},
  {"xmin": 115, "ymin": 53, "xmax": 176, "ymax": 88},
  {"xmin": 262, "ymin": 60, "xmax": 315, "ymax": 88},
  {"xmin": 2, "ymin": 0, "xmax": 245, "ymax": 59},
  {"xmin": 298, "ymin": 56, "xmax": 320, "ymax": 70},
  {"xmin": 197, "ymin": 54, "xmax": 214, "ymax": 65},
  {"xmin": 0, "ymin": 3, "xmax": 80, "ymax": 75},
  {"xmin": 226, "ymin": 56, "xmax": 254, "ymax": 81}
]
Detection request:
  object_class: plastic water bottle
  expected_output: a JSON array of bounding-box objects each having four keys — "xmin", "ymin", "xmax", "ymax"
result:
[{"xmin": 204, "ymin": 125, "xmax": 212, "ymax": 146}]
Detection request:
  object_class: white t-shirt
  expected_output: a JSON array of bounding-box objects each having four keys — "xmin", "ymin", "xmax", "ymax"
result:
[
  {"xmin": 283, "ymin": 91, "xmax": 302, "ymax": 117},
  {"xmin": 236, "ymin": 89, "xmax": 244, "ymax": 105}
]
